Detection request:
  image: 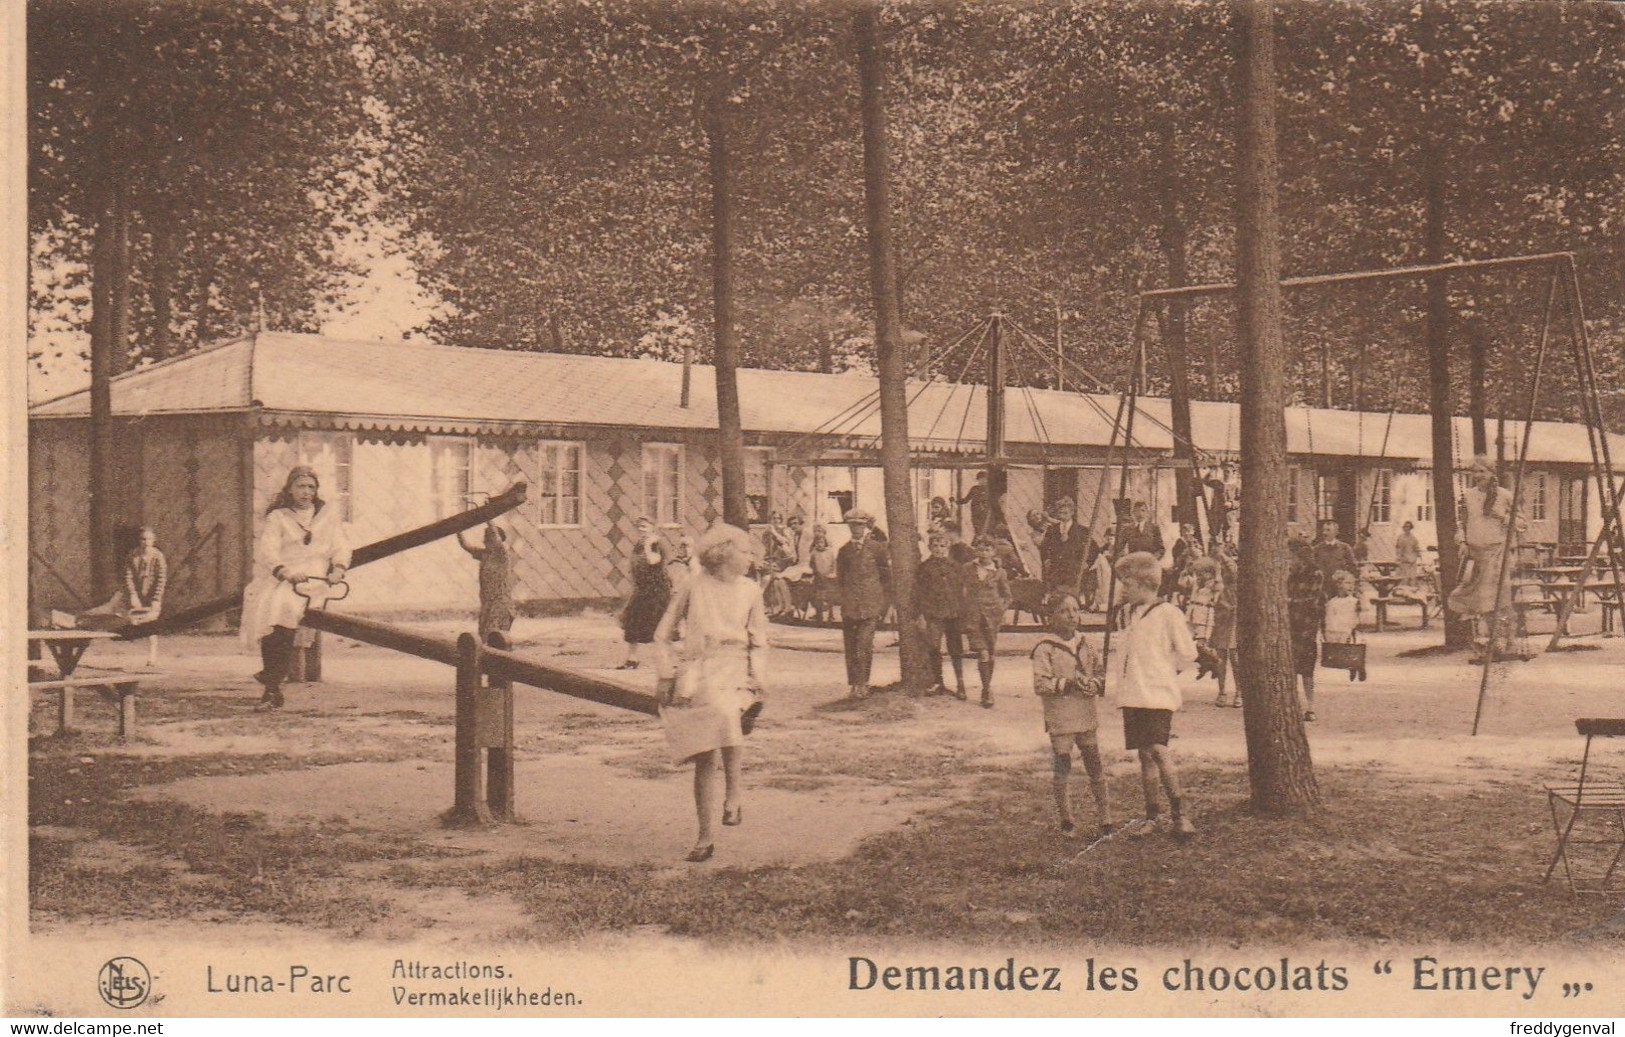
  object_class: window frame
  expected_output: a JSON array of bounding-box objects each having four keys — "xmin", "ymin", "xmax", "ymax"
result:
[
  {"xmin": 1529, "ymin": 471, "xmax": 1548, "ymax": 521},
  {"xmin": 535, "ymin": 440, "xmax": 584, "ymax": 529},
  {"xmin": 294, "ymin": 430, "xmax": 354, "ymax": 522},
  {"xmin": 642, "ymin": 442, "xmax": 685, "ymax": 528},
  {"xmin": 1369, "ymin": 468, "xmax": 1393, "ymax": 525},
  {"xmin": 1287, "ymin": 466, "xmax": 1301, "ymax": 525},
  {"xmin": 428, "ymin": 435, "xmax": 474, "ymax": 521}
]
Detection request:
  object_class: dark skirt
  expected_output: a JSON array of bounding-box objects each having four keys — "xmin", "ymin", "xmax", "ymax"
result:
[{"xmin": 622, "ymin": 559, "xmax": 672, "ymax": 644}]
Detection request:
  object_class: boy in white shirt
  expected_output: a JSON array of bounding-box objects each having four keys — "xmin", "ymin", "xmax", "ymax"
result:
[{"xmin": 1110, "ymin": 551, "xmax": 1199, "ymax": 838}]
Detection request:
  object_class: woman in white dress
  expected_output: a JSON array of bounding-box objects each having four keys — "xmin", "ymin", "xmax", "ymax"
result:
[
  {"xmin": 239, "ymin": 466, "xmax": 351, "ymax": 710},
  {"xmin": 654, "ymin": 522, "xmax": 768, "ymax": 863}
]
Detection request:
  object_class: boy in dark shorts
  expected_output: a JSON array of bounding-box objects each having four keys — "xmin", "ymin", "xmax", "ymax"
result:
[
  {"xmin": 962, "ymin": 535, "xmax": 1012, "ymax": 708},
  {"xmin": 1109, "ymin": 551, "xmax": 1198, "ymax": 838}
]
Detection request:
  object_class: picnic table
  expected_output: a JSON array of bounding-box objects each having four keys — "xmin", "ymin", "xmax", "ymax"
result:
[
  {"xmin": 1365, "ymin": 574, "xmax": 1405, "ymax": 599},
  {"xmin": 28, "ymin": 629, "xmax": 118, "ymax": 679},
  {"xmin": 1362, "ymin": 561, "xmax": 1399, "ymax": 576},
  {"xmin": 27, "ymin": 629, "xmax": 153, "ymax": 739}
]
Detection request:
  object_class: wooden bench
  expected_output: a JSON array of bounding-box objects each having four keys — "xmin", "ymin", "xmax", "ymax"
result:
[
  {"xmin": 1372, "ymin": 596, "xmax": 1431, "ymax": 631},
  {"xmin": 28, "ymin": 669, "xmax": 159, "ymax": 739}
]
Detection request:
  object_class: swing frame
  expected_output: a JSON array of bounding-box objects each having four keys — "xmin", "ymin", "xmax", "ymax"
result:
[{"xmin": 1135, "ymin": 250, "xmax": 1625, "ymax": 734}]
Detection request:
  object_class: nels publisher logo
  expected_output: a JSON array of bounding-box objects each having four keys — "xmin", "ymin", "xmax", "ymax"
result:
[{"xmin": 98, "ymin": 957, "xmax": 151, "ymax": 1010}]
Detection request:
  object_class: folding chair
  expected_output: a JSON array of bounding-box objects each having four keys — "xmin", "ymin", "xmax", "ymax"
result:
[{"xmin": 1544, "ymin": 718, "xmax": 1625, "ymax": 894}]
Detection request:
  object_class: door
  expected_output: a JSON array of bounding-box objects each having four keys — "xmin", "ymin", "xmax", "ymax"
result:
[{"xmin": 1559, "ymin": 475, "xmax": 1588, "ymax": 552}]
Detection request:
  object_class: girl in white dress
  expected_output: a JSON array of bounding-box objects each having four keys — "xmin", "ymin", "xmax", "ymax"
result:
[
  {"xmin": 239, "ymin": 467, "xmax": 351, "ymax": 710},
  {"xmin": 654, "ymin": 522, "xmax": 768, "ymax": 863}
]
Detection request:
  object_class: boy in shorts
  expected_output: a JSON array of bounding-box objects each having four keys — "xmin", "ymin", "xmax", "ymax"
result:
[
  {"xmin": 962, "ymin": 534, "xmax": 1012, "ymax": 708},
  {"xmin": 1031, "ymin": 592, "xmax": 1112, "ymax": 838},
  {"xmin": 1110, "ymin": 551, "xmax": 1198, "ymax": 838}
]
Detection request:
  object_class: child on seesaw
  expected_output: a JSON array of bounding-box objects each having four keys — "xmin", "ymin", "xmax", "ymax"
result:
[
  {"xmin": 1031, "ymin": 592, "xmax": 1112, "ymax": 838},
  {"xmin": 1109, "ymin": 551, "xmax": 1198, "ymax": 838}
]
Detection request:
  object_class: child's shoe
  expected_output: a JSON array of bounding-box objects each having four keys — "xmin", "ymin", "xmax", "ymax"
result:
[
  {"xmin": 1059, "ymin": 820, "xmax": 1079, "ymax": 838},
  {"xmin": 1214, "ymin": 693, "xmax": 1230, "ymax": 708},
  {"xmin": 954, "ymin": 684, "xmax": 968, "ymax": 701},
  {"xmin": 1172, "ymin": 815, "xmax": 1197, "ymax": 838},
  {"xmin": 1127, "ymin": 816, "xmax": 1164, "ymax": 838},
  {"xmin": 980, "ymin": 689, "xmax": 993, "ymax": 709}
]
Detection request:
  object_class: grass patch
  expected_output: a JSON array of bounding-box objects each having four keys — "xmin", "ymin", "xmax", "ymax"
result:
[
  {"xmin": 390, "ymin": 764, "xmax": 1607, "ymax": 946},
  {"xmin": 27, "ymin": 747, "xmax": 458, "ymax": 932}
]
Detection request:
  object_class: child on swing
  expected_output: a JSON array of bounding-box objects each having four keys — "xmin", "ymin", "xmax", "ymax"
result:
[
  {"xmin": 1031, "ymin": 592, "xmax": 1112, "ymax": 838},
  {"xmin": 1322, "ymin": 569, "xmax": 1367, "ymax": 682},
  {"xmin": 1180, "ymin": 556, "xmax": 1224, "ymax": 682}
]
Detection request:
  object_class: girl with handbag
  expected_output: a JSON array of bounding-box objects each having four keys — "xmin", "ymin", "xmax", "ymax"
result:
[
  {"xmin": 653, "ymin": 522, "xmax": 768, "ymax": 863},
  {"xmin": 1321, "ymin": 570, "xmax": 1368, "ymax": 682}
]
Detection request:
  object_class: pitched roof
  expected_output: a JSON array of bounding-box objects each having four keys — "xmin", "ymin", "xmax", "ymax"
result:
[{"xmin": 28, "ymin": 332, "xmax": 1624, "ymax": 465}]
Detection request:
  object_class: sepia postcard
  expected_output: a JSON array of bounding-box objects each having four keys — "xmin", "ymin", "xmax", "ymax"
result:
[{"xmin": 6, "ymin": 0, "xmax": 1625, "ymax": 1021}]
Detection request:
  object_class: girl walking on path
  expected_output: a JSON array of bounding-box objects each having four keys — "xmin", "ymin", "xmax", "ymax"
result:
[{"xmin": 654, "ymin": 523, "xmax": 769, "ymax": 863}]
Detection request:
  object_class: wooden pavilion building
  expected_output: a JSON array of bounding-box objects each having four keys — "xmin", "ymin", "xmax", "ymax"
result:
[{"xmin": 27, "ymin": 333, "xmax": 1624, "ymax": 620}]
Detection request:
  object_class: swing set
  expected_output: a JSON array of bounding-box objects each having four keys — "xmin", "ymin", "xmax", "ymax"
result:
[{"xmin": 1134, "ymin": 250, "xmax": 1625, "ymax": 734}]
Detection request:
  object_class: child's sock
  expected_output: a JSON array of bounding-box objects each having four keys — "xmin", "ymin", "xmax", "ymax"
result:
[
  {"xmin": 977, "ymin": 659, "xmax": 993, "ymax": 690},
  {"xmin": 1169, "ymin": 795, "xmax": 1186, "ymax": 821},
  {"xmin": 1052, "ymin": 778, "xmax": 1073, "ymax": 829},
  {"xmin": 1090, "ymin": 777, "xmax": 1111, "ymax": 826}
]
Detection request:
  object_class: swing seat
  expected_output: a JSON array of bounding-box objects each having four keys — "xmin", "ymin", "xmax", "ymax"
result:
[{"xmin": 1545, "ymin": 719, "xmax": 1625, "ymax": 894}]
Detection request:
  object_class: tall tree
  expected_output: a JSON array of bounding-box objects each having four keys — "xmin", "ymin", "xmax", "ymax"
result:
[
  {"xmin": 30, "ymin": 0, "xmax": 369, "ymax": 592},
  {"xmin": 854, "ymin": 2, "xmax": 923, "ymax": 689},
  {"xmin": 1232, "ymin": 0, "xmax": 1320, "ymax": 815}
]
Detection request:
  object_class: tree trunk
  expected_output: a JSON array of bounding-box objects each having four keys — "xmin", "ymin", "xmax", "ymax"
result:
[
  {"xmin": 548, "ymin": 311, "xmax": 566, "ymax": 353},
  {"xmin": 855, "ymin": 3, "xmax": 923, "ymax": 689},
  {"xmin": 1157, "ymin": 122, "xmax": 1198, "ymax": 530},
  {"xmin": 1467, "ymin": 319, "xmax": 1488, "ymax": 456},
  {"xmin": 1232, "ymin": 0, "xmax": 1320, "ymax": 815},
  {"xmin": 705, "ymin": 92, "xmax": 750, "ymax": 529},
  {"xmin": 88, "ymin": 180, "xmax": 117, "ymax": 598},
  {"xmin": 1423, "ymin": 144, "xmax": 1469, "ymax": 647},
  {"xmin": 194, "ymin": 258, "xmax": 214, "ymax": 347},
  {"xmin": 108, "ymin": 184, "xmax": 132, "ymax": 375},
  {"xmin": 148, "ymin": 216, "xmax": 175, "ymax": 361}
]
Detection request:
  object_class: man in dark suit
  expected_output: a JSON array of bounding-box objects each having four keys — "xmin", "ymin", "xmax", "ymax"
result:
[
  {"xmin": 836, "ymin": 508, "xmax": 890, "ymax": 700},
  {"xmin": 1039, "ymin": 496, "xmax": 1092, "ymax": 598},
  {"xmin": 1118, "ymin": 500, "xmax": 1165, "ymax": 560}
]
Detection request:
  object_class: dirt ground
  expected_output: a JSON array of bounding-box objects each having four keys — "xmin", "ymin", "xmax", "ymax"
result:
[{"xmin": 25, "ymin": 605, "xmax": 1625, "ymax": 947}]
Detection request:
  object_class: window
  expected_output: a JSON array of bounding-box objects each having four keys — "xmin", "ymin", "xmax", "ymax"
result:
[
  {"xmin": 296, "ymin": 431, "xmax": 353, "ymax": 521},
  {"xmin": 1315, "ymin": 474, "xmax": 1336, "ymax": 522},
  {"xmin": 1370, "ymin": 469, "xmax": 1392, "ymax": 524},
  {"xmin": 643, "ymin": 443, "xmax": 683, "ymax": 526},
  {"xmin": 429, "ymin": 437, "xmax": 472, "ymax": 520},
  {"xmin": 746, "ymin": 447, "xmax": 773, "ymax": 524},
  {"xmin": 1287, "ymin": 467, "xmax": 1300, "ymax": 524},
  {"xmin": 537, "ymin": 442, "xmax": 582, "ymax": 527},
  {"xmin": 1529, "ymin": 472, "xmax": 1548, "ymax": 521},
  {"xmin": 1417, "ymin": 479, "xmax": 1434, "ymax": 522}
]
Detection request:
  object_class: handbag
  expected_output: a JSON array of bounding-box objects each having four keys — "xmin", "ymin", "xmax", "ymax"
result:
[{"xmin": 1320, "ymin": 635, "xmax": 1366, "ymax": 671}]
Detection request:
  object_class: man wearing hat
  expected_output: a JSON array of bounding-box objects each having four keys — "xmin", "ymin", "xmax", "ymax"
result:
[{"xmin": 837, "ymin": 508, "xmax": 890, "ymax": 699}]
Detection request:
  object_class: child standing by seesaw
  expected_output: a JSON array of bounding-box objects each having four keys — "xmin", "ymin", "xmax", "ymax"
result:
[
  {"xmin": 1110, "ymin": 551, "xmax": 1198, "ymax": 838},
  {"xmin": 1031, "ymin": 593, "xmax": 1112, "ymax": 838}
]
